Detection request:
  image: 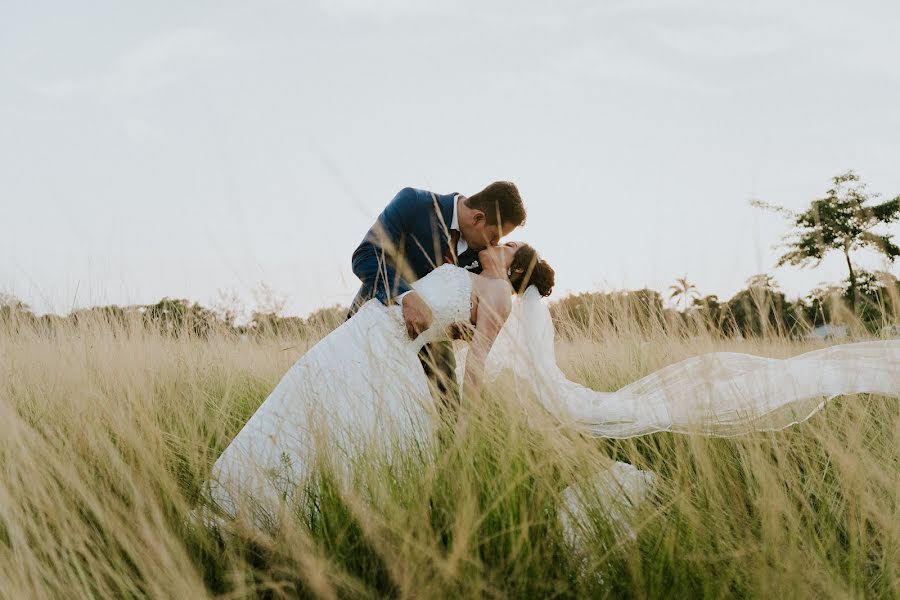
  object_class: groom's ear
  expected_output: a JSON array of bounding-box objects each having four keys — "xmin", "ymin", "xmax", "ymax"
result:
[{"xmin": 471, "ymin": 210, "xmax": 486, "ymax": 226}]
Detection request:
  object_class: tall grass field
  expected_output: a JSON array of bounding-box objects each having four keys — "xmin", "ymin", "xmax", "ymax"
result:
[{"xmin": 1, "ymin": 304, "xmax": 897, "ymax": 599}]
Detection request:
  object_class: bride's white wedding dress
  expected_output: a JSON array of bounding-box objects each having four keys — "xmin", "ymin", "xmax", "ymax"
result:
[
  {"xmin": 210, "ymin": 264, "xmax": 900, "ymax": 522},
  {"xmin": 210, "ymin": 264, "xmax": 472, "ymax": 516}
]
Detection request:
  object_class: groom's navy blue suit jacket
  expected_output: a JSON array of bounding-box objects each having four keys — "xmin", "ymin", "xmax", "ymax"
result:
[{"xmin": 349, "ymin": 187, "xmax": 481, "ymax": 315}]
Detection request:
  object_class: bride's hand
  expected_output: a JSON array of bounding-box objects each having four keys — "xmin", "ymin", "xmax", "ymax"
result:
[{"xmin": 401, "ymin": 292, "xmax": 432, "ymax": 339}]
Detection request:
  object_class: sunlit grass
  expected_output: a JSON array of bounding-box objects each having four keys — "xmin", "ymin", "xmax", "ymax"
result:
[{"xmin": 1, "ymin": 307, "xmax": 897, "ymax": 598}]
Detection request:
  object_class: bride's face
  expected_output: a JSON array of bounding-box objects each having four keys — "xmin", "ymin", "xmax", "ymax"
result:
[{"xmin": 478, "ymin": 241, "xmax": 519, "ymax": 275}]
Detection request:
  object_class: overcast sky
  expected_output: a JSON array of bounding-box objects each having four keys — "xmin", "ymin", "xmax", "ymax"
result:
[{"xmin": 2, "ymin": 0, "xmax": 899, "ymax": 318}]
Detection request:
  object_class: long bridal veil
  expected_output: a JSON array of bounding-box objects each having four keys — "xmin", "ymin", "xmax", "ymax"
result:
[{"xmin": 481, "ymin": 286, "xmax": 900, "ymax": 438}]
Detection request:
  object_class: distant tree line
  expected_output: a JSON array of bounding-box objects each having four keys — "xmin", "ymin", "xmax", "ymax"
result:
[
  {"xmin": 3, "ymin": 170, "xmax": 897, "ymax": 342},
  {"xmin": 0, "ymin": 293, "xmax": 347, "ymax": 341},
  {"xmin": 550, "ymin": 268, "xmax": 900, "ymax": 340},
  {"xmin": 4, "ymin": 269, "xmax": 899, "ymax": 342}
]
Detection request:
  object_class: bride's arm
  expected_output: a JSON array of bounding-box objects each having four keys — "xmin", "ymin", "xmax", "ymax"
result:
[{"xmin": 463, "ymin": 287, "xmax": 511, "ymax": 396}]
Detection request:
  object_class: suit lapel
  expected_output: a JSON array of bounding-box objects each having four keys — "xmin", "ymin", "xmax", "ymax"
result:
[
  {"xmin": 436, "ymin": 193, "xmax": 482, "ymax": 272},
  {"xmin": 457, "ymin": 248, "xmax": 482, "ymax": 273}
]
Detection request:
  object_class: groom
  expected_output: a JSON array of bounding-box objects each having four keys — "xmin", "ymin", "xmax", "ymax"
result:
[{"xmin": 349, "ymin": 181, "xmax": 527, "ymax": 415}]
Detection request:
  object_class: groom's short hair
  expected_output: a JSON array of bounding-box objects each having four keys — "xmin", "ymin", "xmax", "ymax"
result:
[{"xmin": 464, "ymin": 181, "xmax": 526, "ymax": 227}]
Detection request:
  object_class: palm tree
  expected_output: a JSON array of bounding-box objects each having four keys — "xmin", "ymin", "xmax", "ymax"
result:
[{"xmin": 669, "ymin": 276, "xmax": 700, "ymax": 311}]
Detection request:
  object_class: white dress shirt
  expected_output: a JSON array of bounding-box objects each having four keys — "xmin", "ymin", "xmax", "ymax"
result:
[{"xmin": 451, "ymin": 194, "xmax": 468, "ymax": 256}]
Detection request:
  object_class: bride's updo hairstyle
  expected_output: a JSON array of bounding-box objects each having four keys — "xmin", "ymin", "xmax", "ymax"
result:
[{"xmin": 508, "ymin": 244, "xmax": 555, "ymax": 297}]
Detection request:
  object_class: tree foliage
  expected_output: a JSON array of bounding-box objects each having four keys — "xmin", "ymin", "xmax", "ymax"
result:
[
  {"xmin": 753, "ymin": 170, "xmax": 900, "ymax": 312},
  {"xmin": 669, "ymin": 276, "xmax": 700, "ymax": 311}
]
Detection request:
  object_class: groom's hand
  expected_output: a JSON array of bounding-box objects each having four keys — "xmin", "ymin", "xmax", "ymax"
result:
[
  {"xmin": 447, "ymin": 323, "xmax": 474, "ymax": 342},
  {"xmin": 402, "ymin": 292, "xmax": 432, "ymax": 339}
]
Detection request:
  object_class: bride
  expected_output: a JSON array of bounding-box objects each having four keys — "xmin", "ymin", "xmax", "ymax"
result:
[
  {"xmin": 209, "ymin": 242, "xmax": 900, "ymax": 520},
  {"xmin": 209, "ymin": 241, "xmax": 555, "ymax": 517}
]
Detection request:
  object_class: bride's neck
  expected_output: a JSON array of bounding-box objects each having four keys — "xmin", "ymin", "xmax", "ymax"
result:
[{"xmin": 479, "ymin": 264, "xmax": 509, "ymax": 282}]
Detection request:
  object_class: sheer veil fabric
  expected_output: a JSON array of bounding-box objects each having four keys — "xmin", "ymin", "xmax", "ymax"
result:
[
  {"xmin": 473, "ymin": 285, "xmax": 900, "ymax": 543},
  {"xmin": 479, "ymin": 286, "xmax": 900, "ymax": 438}
]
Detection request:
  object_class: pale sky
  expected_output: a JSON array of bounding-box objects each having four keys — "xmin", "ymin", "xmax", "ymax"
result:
[{"xmin": 2, "ymin": 1, "xmax": 899, "ymax": 318}]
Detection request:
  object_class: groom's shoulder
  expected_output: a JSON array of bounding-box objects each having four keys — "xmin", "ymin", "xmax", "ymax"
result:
[
  {"xmin": 389, "ymin": 187, "xmax": 452, "ymax": 209},
  {"xmin": 392, "ymin": 187, "xmax": 424, "ymax": 204},
  {"xmin": 393, "ymin": 186, "xmax": 439, "ymax": 201}
]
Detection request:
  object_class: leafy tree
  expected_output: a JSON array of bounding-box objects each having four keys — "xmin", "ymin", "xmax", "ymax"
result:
[
  {"xmin": 71, "ymin": 305, "xmax": 129, "ymax": 329},
  {"xmin": 668, "ymin": 276, "xmax": 700, "ymax": 311},
  {"xmin": 843, "ymin": 269, "xmax": 900, "ymax": 328},
  {"xmin": 724, "ymin": 274, "xmax": 805, "ymax": 338},
  {"xmin": 745, "ymin": 274, "xmax": 778, "ymax": 290},
  {"xmin": 249, "ymin": 311, "xmax": 305, "ymax": 338},
  {"xmin": 691, "ymin": 294, "xmax": 726, "ymax": 333},
  {"xmin": 627, "ymin": 288, "xmax": 666, "ymax": 332},
  {"xmin": 549, "ymin": 288, "xmax": 671, "ymax": 339},
  {"xmin": 143, "ymin": 298, "xmax": 215, "ymax": 338},
  {"xmin": 0, "ymin": 293, "xmax": 35, "ymax": 330},
  {"xmin": 305, "ymin": 305, "xmax": 348, "ymax": 336},
  {"xmin": 804, "ymin": 285, "xmax": 845, "ymax": 328},
  {"xmin": 753, "ymin": 170, "xmax": 900, "ymax": 313}
]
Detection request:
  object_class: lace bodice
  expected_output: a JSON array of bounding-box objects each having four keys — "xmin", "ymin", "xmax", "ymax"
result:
[{"xmin": 386, "ymin": 264, "xmax": 473, "ymax": 352}]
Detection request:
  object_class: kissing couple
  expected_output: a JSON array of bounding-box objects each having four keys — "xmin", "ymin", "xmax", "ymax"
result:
[{"xmin": 208, "ymin": 181, "xmax": 900, "ymax": 521}]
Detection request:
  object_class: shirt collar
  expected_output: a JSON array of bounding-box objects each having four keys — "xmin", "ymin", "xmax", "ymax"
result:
[{"xmin": 451, "ymin": 194, "xmax": 460, "ymax": 230}]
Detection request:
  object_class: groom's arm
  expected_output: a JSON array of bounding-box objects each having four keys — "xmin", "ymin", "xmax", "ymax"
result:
[{"xmin": 351, "ymin": 187, "xmax": 418, "ymax": 306}]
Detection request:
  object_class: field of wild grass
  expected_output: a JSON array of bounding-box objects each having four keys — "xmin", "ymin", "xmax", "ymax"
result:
[{"xmin": 1, "ymin": 306, "xmax": 898, "ymax": 599}]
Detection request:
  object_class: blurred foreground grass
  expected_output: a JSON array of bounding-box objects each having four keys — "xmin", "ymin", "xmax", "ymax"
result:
[{"xmin": 0, "ymin": 307, "xmax": 897, "ymax": 599}]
